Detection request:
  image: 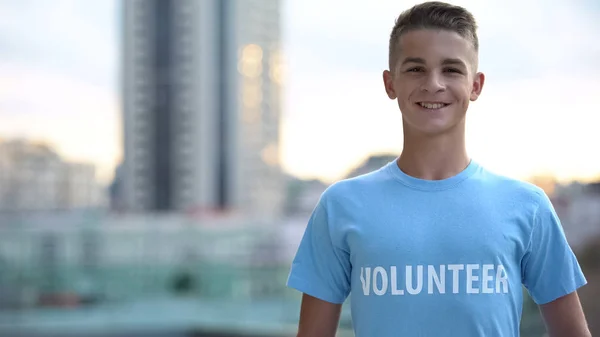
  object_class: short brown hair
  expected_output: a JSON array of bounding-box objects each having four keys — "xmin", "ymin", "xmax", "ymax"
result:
[{"xmin": 388, "ymin": 1, "xmax": 479, "ymax": 70}]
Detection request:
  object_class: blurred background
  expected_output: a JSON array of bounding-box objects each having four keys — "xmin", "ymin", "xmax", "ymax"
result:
[{"xmin": 0, "ymin": 0, "xmax": 599, "ymax": 336}]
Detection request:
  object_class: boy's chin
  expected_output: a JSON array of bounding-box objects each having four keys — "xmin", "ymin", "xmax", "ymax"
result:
[{"xmin": 403, "ymin": 119, "xmax": 462, "ymax": 137}]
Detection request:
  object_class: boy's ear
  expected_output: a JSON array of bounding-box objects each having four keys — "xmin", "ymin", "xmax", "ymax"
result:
[
  {"xmin": 383, "ymin": 70, "xmax": 397, "ymax": 100},
  {"xmin": 470, "ymin": 72, "xmax": 485, "ymax": 101}
]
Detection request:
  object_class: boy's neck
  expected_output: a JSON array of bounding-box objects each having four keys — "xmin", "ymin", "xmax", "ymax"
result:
[{"xmin": 397, "ymin": 124, "xmax": 470, "ymax": 181}]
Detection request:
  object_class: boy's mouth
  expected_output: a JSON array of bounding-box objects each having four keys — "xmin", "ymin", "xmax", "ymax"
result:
[{"xmin": 416, "ymin": 102, "xmax": 450, "ymax": 109}]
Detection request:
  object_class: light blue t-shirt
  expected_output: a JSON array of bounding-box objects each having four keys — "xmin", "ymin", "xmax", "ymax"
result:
[{"xmin": 287, "ymin": 159, "xmax": 586, "ymax": 336}]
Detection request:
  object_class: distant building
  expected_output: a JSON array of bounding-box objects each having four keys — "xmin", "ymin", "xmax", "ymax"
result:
[
  {"xmin": 0, "ymin": 140, "xmax": 106, "ymax": 213},
  {"xmin": 284, "ymin": 176, "xmax": 329, "ymax": 216},
  {"xmin": 108, "ymin": 163, "xmax": 125, "ymax": 212},
  {"xmin": 122, "ymin": 0, "xmax": 284, "ymax": 218},
  {"xmin": 62, "ymin": 163, "xmax": 105, "ymax": 210},
  {"xmin": 552, "ymin": 181, "xmax": 600, "ymax": 250}
]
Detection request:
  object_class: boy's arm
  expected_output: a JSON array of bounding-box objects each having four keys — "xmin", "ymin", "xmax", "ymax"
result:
[
  {"xmin": 297, "ymin": 294, "xmax": 342, "ymax": 337},
  {"xmin": 521, "ymin": 191, "xmax": 589, "ymax": 336},
  {"xmin": 539, "ymin": 291, "xmax": 591, "ymax": 337},
  {"xmin": 286, "ymin": 199, "xmax": 351, "ymax": 337}
]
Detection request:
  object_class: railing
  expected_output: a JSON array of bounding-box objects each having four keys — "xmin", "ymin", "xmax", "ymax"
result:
[
  {"xmin": 0, "ymin": 219, "xmax": 545, "ymax": 336},
  {"xmin": 0, "ymin": 220, "xmax": 336, "ymax": 336}
]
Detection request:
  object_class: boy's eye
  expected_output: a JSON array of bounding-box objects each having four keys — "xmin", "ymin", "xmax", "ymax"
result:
[
  {"xmin": 406, "ymin": 67, "xmax": 424, "ymax": 72},
  {"xmin": 444, "ymin": 68, "xmax": 462, "ymax": 74}
]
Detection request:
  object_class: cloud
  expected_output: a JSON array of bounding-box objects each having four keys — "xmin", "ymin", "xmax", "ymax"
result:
[
  {"xmin": 284, "ymin": 0, "xmax": 600, "ymax": 78},
  {"xmin": 0, "ymin": 1, "xmax": 120, "ymax": 182},
  {"xmin": 0, "ymin": 64, "xmax": 121, "ymax": 183},
  {"xmin": 466, "ymin": 74, "xmax": 600, "ymax": 179},
  {"xmin": 281, "ymin": 70, "xmax": 402, "ymax": 180},
  {"xmin": 0, "ymin": 0, "xmax": 119, "ymax": 89}
]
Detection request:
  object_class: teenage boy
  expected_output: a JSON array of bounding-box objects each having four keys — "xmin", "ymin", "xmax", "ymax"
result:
[{"xmin": 286, "ymin": 2, "xmax": 590, "ymax": 336}]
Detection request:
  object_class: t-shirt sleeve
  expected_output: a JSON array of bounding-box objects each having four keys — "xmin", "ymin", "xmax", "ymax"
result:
[
  {"xmin": 521, "ymin": 190, "xmax": 587, "ymax": 304},
  {"xmin": 286, "ymin": 202, "xmax": 351, "ymax": 304}
]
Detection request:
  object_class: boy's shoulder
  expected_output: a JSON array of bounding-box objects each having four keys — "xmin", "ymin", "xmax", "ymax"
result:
[
  {"xmin": 318, "ymin": 162, "xmax": 393, "ymax": 204},
  {"xmin": 476, "ymin": 164, "xmax": 547, "ymax": 204}
]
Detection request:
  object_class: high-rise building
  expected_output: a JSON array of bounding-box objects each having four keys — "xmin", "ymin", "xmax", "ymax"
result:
[{"xmin": 121, "ymin": 0, "xmax": 284, "ymax": 217}]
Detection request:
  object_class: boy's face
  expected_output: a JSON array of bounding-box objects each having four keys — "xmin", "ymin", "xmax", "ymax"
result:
[{"xmin": 383, "ymin": 29, "xmax": 484, "ymax": 136}]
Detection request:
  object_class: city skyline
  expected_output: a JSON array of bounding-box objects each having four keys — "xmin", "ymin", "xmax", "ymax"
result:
[{"xmin": 1, "ymin": 0, "xmax": 599, "ymax": 185}]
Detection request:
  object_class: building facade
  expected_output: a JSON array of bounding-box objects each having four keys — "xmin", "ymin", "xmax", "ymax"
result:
[
  {"xmin": 0, "ymin": 140, "xmax": 104, "ymax": 212},
  {"xmin": 122, "ymin": 0, "xmax": 284, "ymax": 218}
]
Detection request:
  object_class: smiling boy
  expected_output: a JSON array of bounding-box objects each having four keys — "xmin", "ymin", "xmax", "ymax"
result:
[{"xmin": 286, "ymin": 1, "xmax": 590, "ymax": 336}]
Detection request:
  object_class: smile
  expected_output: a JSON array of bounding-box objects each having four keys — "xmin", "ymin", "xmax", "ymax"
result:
[{"xmin": 416, "ymin": 102, "xmax": 450, "ymax": 109}]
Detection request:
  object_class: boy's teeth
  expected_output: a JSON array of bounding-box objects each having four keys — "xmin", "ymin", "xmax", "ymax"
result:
[{"xmin": 419, "ymin": 102, "xmax": 446, "ymax": 109}]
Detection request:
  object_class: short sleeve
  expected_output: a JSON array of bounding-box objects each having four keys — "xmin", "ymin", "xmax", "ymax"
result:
[
  {"xmin": 521, "ymin": 191, "xmax": 587, "ymax": 304},
  {"xmin": 286, "ymin": 202, "xmax": 351, "ymax": 304}
]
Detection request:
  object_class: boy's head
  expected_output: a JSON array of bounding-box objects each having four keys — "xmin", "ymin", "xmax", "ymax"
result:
[
  {"xmin": 388, "ymin": 1, "xmax": 479, "ymax": 71},
  {"xmin": 383, "ymin": 1, "xmax": 485, "ymax": 136}
]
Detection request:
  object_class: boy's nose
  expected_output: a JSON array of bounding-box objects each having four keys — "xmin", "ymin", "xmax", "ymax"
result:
[{"xmin": 420, "ymin": 73, "xmax": 446, "ymax": 92}]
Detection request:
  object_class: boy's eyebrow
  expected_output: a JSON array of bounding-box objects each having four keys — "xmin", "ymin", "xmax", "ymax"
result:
[
  {"xmin": 401, "ymin": 57, "xmax": 426, "ymax": 65},
  {"xmin": 441, "ymin": 58, "xmax": 467, "ymax": 68},
  {"xmin": 401, "ymin": 57, "xmax": 468, "ymax": 68}
]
